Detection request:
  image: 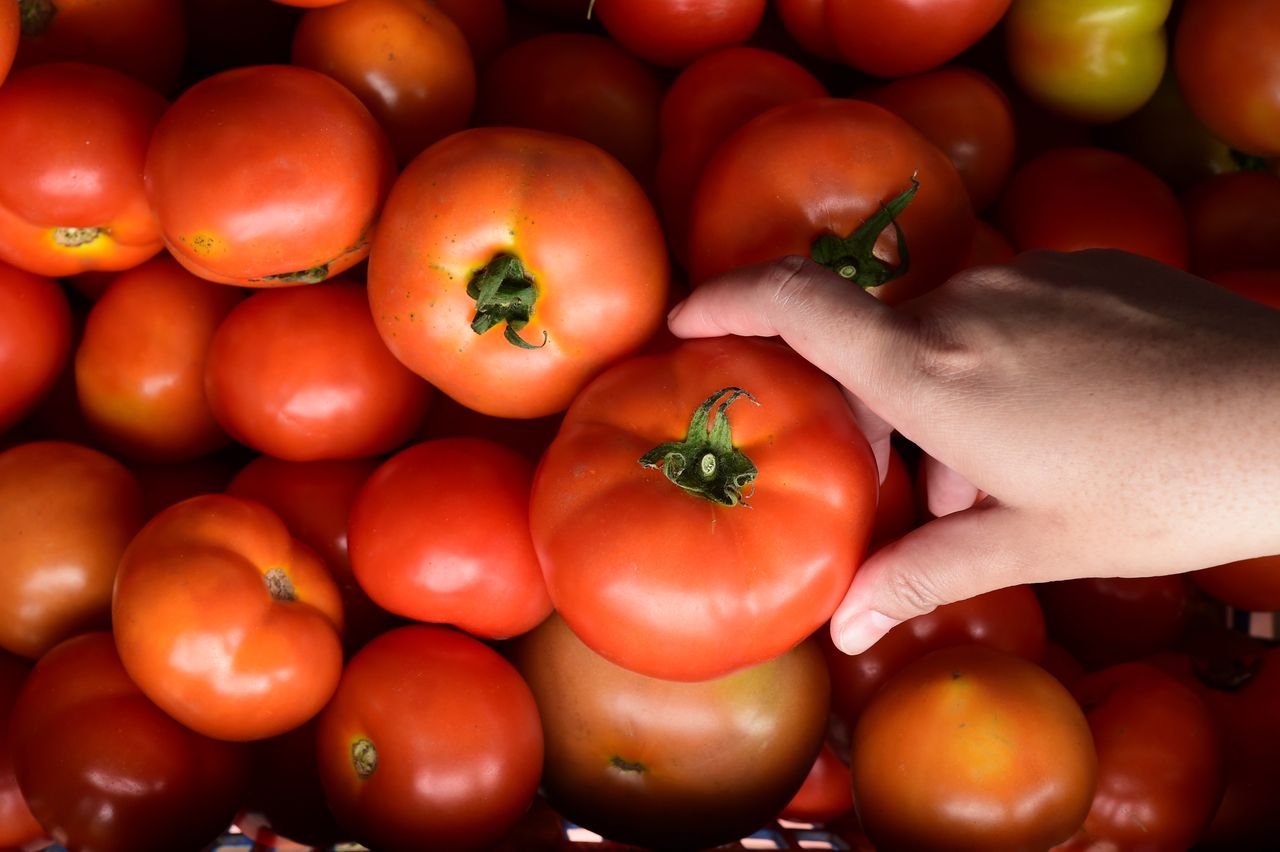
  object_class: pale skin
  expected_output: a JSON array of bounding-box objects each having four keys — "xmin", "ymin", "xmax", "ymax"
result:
[{"xmin": 667, "ymin": 249, "xmax": 1280, "ymax": 655}]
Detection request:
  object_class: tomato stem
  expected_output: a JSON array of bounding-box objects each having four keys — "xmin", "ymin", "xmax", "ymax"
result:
[
  {"xmin": 810, "ymin": 176, "xmax": 920, "ymax": 289},
  {"xmin": 263, "ymin": 567, "xmax": 296, "ymax": 602},
  {"xmin": 19, "ymin": 0, "xmax": 57, "ymax": 37},
  {"xmin": 351, "ymin": 737, "xmax": 377, "ymax": 780},
  {"xmin": 467, "ymin": 253, "xmax": 546, "ymax": 349},
  {"xmin": 639, "ymin": 387, "xmax": 758, "ymax": 507}
]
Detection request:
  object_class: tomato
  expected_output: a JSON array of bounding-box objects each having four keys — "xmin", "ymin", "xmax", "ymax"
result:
[
  {"xmin": 822, "ymin": 0, "xmax": 1012, "ymax": 78},
  {"xmin": 291, "ymin": 0, "xmax": 476, "ymax": 167},
  {"xmin": 11, "ymin": 632, "xmax": 248, "ymax": 852},
  {"xmin": 474, "ymin": 33, "xmax": 664, "ymax": 188},
  {"xmin": 1190, "ymin": 554, "xmax": 1280, "ymax": 612},
  {"xmin": 13, "ymin": 0, "xmax": 187, "ymax": 93},
  {"xmin": 774, "ymin": 0, "xmax": 842, "ymax": 62},
  {"xmin": 851, "ymin": 645, "xmax": 1097, "ymax": 852},
  {"xmin": 963, "ymin": 218, "xmax": 1017, "ymax": 268},
  {"xmin": 1175, "ymin": 0, "xmax": 1280, "ymax": 157},
  {"xmin": 996, "ymin": 146, "xmax": 1189, "ymax": 269},
  {"xmin": 863, "ymin": 65, "xmax": 1017, "ymax": 212},
  {"xmin": 0, "ymin": 651, "xmax": 42, "ymax": 849},
  {"xmin": 590, "ymin": 0, "xmax": 766, "ymax": 67},
  {"xmin": 870, "ymin": 442, "xmax": 919, "ymax": 548},
  {"xmin": 315, "ymin": 624, "xmax": 543, "ymax": 852},
  {"xmin": 1183, "ymin": 171, "xmax": 1280, "ymax": 277},
  {"xmin": 112, "ymin": 493, "xmax": 345, "ymax": 741},
  {"xmin": 530, "ymin": 336, "xmax": 878, "ymax": 681},
  {"xmin": 780, "ymin": 741, "xmax": 855, "ymax": 824},
  {"xmin": 1053, "ymin": 662, "xmax": 1224, "ymax": 852},
  {"xmin": 430, "ymin": 0, "xmax": 509, "ymax": 67},
  {"xmin": 204, "ymin": 280, "xmax": 432, "ymax": 461},
  {"xmin": 144, "ymin": 64, "xmax": 396, "ymax": 286},
  {"xmin": 367, "ymin": 126, "xmax": 669, "ymax": 420},
  {"xmin": 0, "ymin": 260, "xmax": 71, "ymax": 435},
  {"xmin": 74, "ymin": 256, "xmax": 242, "ymax": 463},
  {"xmin": 0, "ymin": 441, "xmax": 143, "ymax": 659},
  {"xmin": 511, "ymin": 612, "xmax": 829, "ymax": 850},
  {"xmin": 225, "ymin": 455, "xmax": 399, "ymax": 657},
  {"xmin": 0, "ymin": 63, "xmax": 167, "ymax": 278},
  {"xmin": 1005, "ymin": 0, "xmax": 1171, "ymax": 124},
  {"xmin": 688, "ymin": 98, "xmax": 975, "ymax": 305},
  {"xmin": 0, "ymin": 1, "xmax": 15, "ymax": 86},
  {"xmin": 348, "ymin": 437, "xmax": 551, "ymax": 639},
  {"xmin": 1210, "ymin": 267, "xmax": 1280, "ymax": 308}
]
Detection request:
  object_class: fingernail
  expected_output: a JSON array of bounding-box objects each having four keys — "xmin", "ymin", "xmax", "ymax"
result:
[
  {"xmin": 665, "ymin": 301, "xmax": 686, "ymax": 325},
  {"xmin": 832, "ymin": 610, "xmax": 902, "ymax": 656}
]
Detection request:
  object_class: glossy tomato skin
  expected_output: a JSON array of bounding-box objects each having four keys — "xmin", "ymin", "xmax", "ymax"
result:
[
  {"xmin": 852, "ymin": 645, "xmax": 1097, "ymax": 852},
  {"xmin": 0, "ymin": 651, "xmax": 42, "ymax": 849},
  {"xmin": 112, "ymin": 493, "xmax": 345, "ymax": 741},
  {"xmin": 145, "ymin": 64, "xmax": 396, "ymax": 286},
  {"xmin": 826, "ymin": 0, "xmax": 1013, "ymax": 78},
  {"xmin": 0, "ymin": 260, "xmax": 72, "ymax": 434},
  {"xmin": 204, "ymin": 280, "xmax": 432, "ymax": 461},
  {"xmin": 530, "ymin": 336, "xmax": 878, "ymax": 682},
  {"xmin": 591, "ymin": 0, "xmax": 766, "ymax": 67},
  {"xmin": 74, "ymin": 256, "xmax": 242, "ymax": 463},
  {"xmin": 0, "ymin": 62, "xmax": 167, "ymax": 278},
  {"xmin": 512, "ymin": 612, "xmax": 830, "ymax": 850},
  {"xmin": 367, "ymin": 126, "xmax": 669, "ymax": 420},
  {"xmin": 688, "ymin": 98, "xmax": 975, "ymax": 305},
  {"xmin": 0, "ymin": 441, "xmax": 144, "ymax": 659},
  {"xmin": 316, "ymin": 624, "xmax": 543, "ymax": 852},
  {"xmin": 11, "ymin": 632, "xmax": 249, "ymax": 852},
  {"xmin": 1183, "ymin": 171, "xmax": 1280, "ymax": 277},
  {"xmin": 1190, "ymin": 554, "xmax": 1280, "ymax": 611}
]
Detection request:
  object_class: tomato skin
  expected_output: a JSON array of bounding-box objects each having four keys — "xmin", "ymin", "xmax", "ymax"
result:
[
  {"xmin": 1183, "ymin": 171, "xmax": 1280, "ymax": 277},
  {"xmin": 430, "ymin": 0, "xmax": 508, "ymax": 67},
  {"xmin": 145, "ymin": 64, "xmax": 396, "ymax": 286},
  {"xmin": 1190, "ymin": 554, "xmax": 1280, "ymax": 611},
  {"xmin": 204, "ymin": 281, "xmax": 432, "ymax": 461},
  {"xmin": 1175, "ymin": 0, "xmax": 1280, "ymax": 157},
  {"xmin": 870, "ymin": 442, "xmax": 919, "ymax": 548},
  {"xmin": 316, "ymin": 624, "xmax": 543, "ymax": 852},
  {"xmin": 512, "ymin": 612, "xmax": 830, "ymax": 850},
  {"xmin": 0, "ymin": 1, "xmax": 15, "ymax": 86},
  {"xmin": 852, "ymin": 645, "xmax": 1097, "ymax": 852},
  {"xmin": 367, "ymin": 126, "xmax": 670, "ymax": 420},
  {"xmin": 11, "ymin": 632, "xmax": 249, "ymax": 852},
  {"xmin": 1210, "ymin": 267, "xmax": 1280, "ymax": 308},
  {"xmin": 780, "ymin": 742, "xmax": 855, "ymax": 824},
  {"xmin": 591, "ymin": 0, "xmax": 767, "ymax": 67},
  {"xmin": 112, "ymin": 493, "xmax": 345, "ymax": 741},
  {"xmin": 963, "ymin": 218, "xmax": 1017, "ymax": 268},
  {"xmin": 0, "ymin": 651, "xmax": 42, "ymax": 849},
  {"xmin": 0, "ymin": 260, "xmax": 72, "ymax": 435},
  {"xmin": 530, "ymin": 336, "xmax": 878, "ymax": 682},
  {"xmin": 825, "ymin": 0, "xmax": 1013, "ymax": 78},
  {"xmin": 0, "ymin": 62, "xmax": 166, "ymax": 278},
  {"xmin": 688, "ymin": 98, "xmax": 975, "ymax": 305},
  {"xmin": 774, "ymin": 0, "xmax": 842, "ymax": 62}
]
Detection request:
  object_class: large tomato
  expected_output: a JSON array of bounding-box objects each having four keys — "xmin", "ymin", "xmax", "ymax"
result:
[
  {"xmin": 529, "ymin": 336, "xmax": 878, "ymax": 682},
  {"xmin": 590, "ymin": 0, "xmax": 766, "ymax": 67},
  {"xmin": 820, "ymin": 0, "xmax": 1012, "ymax": 78},
  {"xmin": 0, "ymin": 260, "xmax": 71, "ymax": 434},
  {"xmin": 367, "ymin": 126, "xmax": 669, "ymax": 419},
  {"xmin": 511, "ymin": 611, "xmax": 830, "ymax": 850},
  {"xmin": 144, "ymin": 64, "xmax": 396, "ymax": 286},
  {"xmin": 687, "ymin": 98, "xmax": 975, "ymax": 305},
  {"xmin": 112, "ymin": 493, "xmax": 345, "ymax": 741},
  {"xmin": 315, "ymin": 624, "xmax": 543, "ymax": 852}
]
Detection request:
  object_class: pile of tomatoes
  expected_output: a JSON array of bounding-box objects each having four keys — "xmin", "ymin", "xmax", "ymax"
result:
[{"xmin": 1, "ymin": 0, "xmax": 1279, "ymax": 850}]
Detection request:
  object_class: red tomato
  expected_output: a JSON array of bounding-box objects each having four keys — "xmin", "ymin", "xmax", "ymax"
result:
[
  {"xmin": 112, "ymin": 493, "xmax": 345, "ymax": 741},
  {"xmin": 870, "ymin": 442, "xmax": 919, "ymax": 548},
  {"xmin": 997, "ymin": 146, "xmax": 1189, "ymax": 269},
  {"xmin": 774, "ymin": 0, "xmax": 842, "ymax": 62},
  {"xmin": 430, "ymin": 0, "xmax": 509, "ymax": 67},
  {"xmin": 0, "ymin": 2, "xmax": 15, "ymax": 86},
  {"xmin": 0, "ymin": 651, "xmax": 42, "ymax": 849},
  {"xmin": 1054, "ymin": 662, "xmax": 1224, "ymax": 852},
  {"xmin": 11, "ymin": 632, "xmax": 248, "ymax": 852},
  {"xmin": 348, "ymin": 438, "xmax": 551, "ymax": 639},
  {"xmin": 204, "ymin": 280, "xmax": 432, "ymax": 461},
  {"xmin": 963, "ymin": 218, "xmax": 1017, "ymax": 267},
  {"xmin": 0, "ymin": 260, "xmax": 71, "ymax": 434},
  {"xmin": 291, "ymin": 0, "xmax": 476, "ymax": 167},
  {"xmin": 530, "ymin": 336, "xmax": 878, "ymax": 681},
  {"xmin": 1190, "ymin": 554, "xmax": 1280, "ymax": 612},
  {"xmin": 145, "ymin": 64, "xmax": 396, "ymax": 286},
  {"xmin": 688, "ymin": 98, "xmax": 975, "ymax": 305},
  {"xmin": 591, "ymin": 0, "xmax": 766, "ymax": 67},
  {"xmin": 824, "ymin": 0, "xmax": 1013, "ymax": 78},
  {"xmin": 1183, "ymin": 171, "xmax": 1280, "ymax": 277},
  {"xmin": 1175, "ymin": 0, "xmax": 1280, "ymax": 157},
  {"xmin": 851, "ymin": 645, "xmax": 1097, "ymax": 851},
  {"xmin": 0, "ymin": 63, "xmax": 167, "ymax": 278},
  {"xmin": 780, "ymin": 742, "xmax": 855, "ymax": 824},
  {"xmin": 315, "ymin": 624, "xmax": 543, "ymax": 852},
  {"xmin": 0, "ymin": 441, "xmax": 143, "ymax": 659},
  {"xmin": 1210, "ymin": 267, "xmax": 1280, "ymax": 308},
  {"xmin": 367, "ymin": 126, "xmax": 670, "ymax": 419},
  {"xmin": 74, "ymin": 256, "xmax": 242, "ymax": 462}
]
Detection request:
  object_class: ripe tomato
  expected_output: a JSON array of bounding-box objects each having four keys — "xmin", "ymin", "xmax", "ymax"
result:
[
  {"xmin": 367, "ymin": 126, "xmax": 669, "ymax": 419},
  {"xmin": 112, "ymin": 493, "xmax": 345, "ymax": 741},
  {"xmin": 291, "ymin": 0, "xmax": 476, "ymax": 167},
  {"xmin": 1210, "ymin": 267, "xmax": 1280, "ymax": 308},
  {"xmin": 1183, "ymin": 171, "xmax": 1280, "ymax": 277},
  {"xmin": 431, "ymin": 0, "xmax": 508, "ymax": 66},
  {"xmin": 0, "ymin": 441, "xmax": 144, "ymax": 659},
  {"xmin": 851, "ymin": 645, "xmax": 1097, "ymax": 851},
  {"xmin": 0, "ymin": 2, "xmax": 15, "ymax": 86},
  {"xmin": 145, "ymin": 64, "xmax": 396, "ymax": 286},
  {"xmin": 204, "ymin": 280, "xmax": 432, "ymax": 461},
  {"xmin": 1175, "ymin": 0, "xmax": 1280, "ymax": 157},
  {"xmin": 0, "ymin": 62, "xmax": 167, "ymax": 278},
  {"xmin": 1190, "ymin": 554, "xmax": 1280, "ymax": 612},
  {"xmin": 774, "ymin": 0, "xmax": 841, "ymax": 62},
  {"xmin": 0, "ymin": 260, "xmax": 71, "ymax": 434},
  {"xmin": 688, "ymin": 98, "xmax": 975, "ymax": 305},
  {"xmin": 315, "ymin": 624, "xmax": 543, "ymax": 852},
  {"xmin": 530, "ymin": 336, "xmax": 878, "ymax": 681},
  {"xmin": 0, "ymin": 651, "xmax": 42, "ymax": 849},
  {"xmin": 780, "ymin": 742, "xmax": 855, "ymax": 824},
  {"xmin": 870, "ymin": 442, "xmax": 919, "ymax": 548},
  {"xmin": 74, "ymin": 256, "xmax": 242, "ymax": 463},
  {"xmin": 963, "ymin": 218, "xmax": 1017, "ymax": 267},
  {"xmin": 823, "ymin": 0, "xmax": 1012, "ymax": 78},
  {"xmin": 512, "ymin": 612, "xmax": 829, "ymax": 850},
  {"xmin": 11, "ymin": 632, "xmax": 249, "ymax": 852},
  {"xmin": 590, "ymin": 0, "xmax": 766, "ymax": 67}
]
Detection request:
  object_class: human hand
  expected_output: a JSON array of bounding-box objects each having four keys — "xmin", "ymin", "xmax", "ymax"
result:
[{"xmin": 667, "ymin": 249, "xmax": 1280, "ymax": 654}]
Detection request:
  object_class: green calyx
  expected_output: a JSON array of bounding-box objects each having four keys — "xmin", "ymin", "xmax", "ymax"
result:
[
  {"xmin": 810, "ymin": 176, "xmax": 920, "ymax": 289},
  {"xmin": 467, "ymin": 253, "xmax": 546, "ymax": 350},
  {"xmin": 639, "ymin": 387, "xmax": 759, "ymax": 507}
]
